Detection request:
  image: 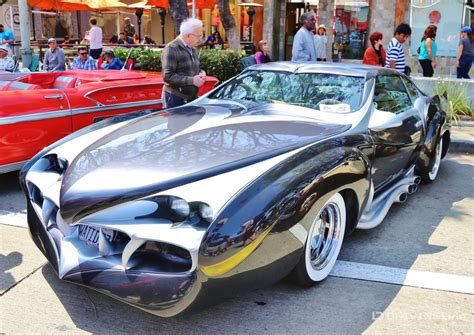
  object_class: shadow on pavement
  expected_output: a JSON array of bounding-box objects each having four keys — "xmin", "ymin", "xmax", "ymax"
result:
[{"xmin": 0, "ymin": 251, "xmax": 23, "ymax": 293}]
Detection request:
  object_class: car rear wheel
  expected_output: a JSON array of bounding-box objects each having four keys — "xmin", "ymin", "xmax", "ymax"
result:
[
  {"xmin": 420, "ymin": 137, "xmax": 443, "ymax": 184},
  {"xmin": 292, "ymin": 192, "xmax": 346, "ymax": 287}
]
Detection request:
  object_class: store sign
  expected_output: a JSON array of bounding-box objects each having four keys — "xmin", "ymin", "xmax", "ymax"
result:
[{"xmin": 410, "ymin": 0, "xmax": 465, "ymax": 57}]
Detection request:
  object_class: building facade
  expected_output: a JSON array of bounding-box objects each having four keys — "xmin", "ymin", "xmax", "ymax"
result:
[{"xmin": 263, "ymin": 0, "xmax": 474, "ymax": 76}]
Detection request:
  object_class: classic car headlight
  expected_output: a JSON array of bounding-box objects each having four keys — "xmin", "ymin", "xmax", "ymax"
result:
[
  {"xmin": 170, "ymin": 197, "xmax": 191, "ymax": 220},
  {"xmin": 198, "ymin": 203, "xmax": 213, "ymax": 222}
]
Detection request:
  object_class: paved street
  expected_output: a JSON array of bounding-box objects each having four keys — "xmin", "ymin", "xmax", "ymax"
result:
[{"xmin": 1, "ymin": 153, "xmax": 473, "ymax": 334}]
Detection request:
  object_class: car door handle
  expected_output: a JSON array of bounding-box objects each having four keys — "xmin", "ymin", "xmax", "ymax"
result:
[{"xmin": 44, "ymin": 94, "xmax": 64, "ymax": 100}]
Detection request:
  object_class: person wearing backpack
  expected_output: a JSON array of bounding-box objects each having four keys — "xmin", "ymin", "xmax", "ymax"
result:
[{"xmin": 418, "ymin": 25, "xmax": 437, "ymax": 77}]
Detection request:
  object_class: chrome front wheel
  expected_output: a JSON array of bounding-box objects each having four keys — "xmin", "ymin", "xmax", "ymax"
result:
[{"xmin": 293, "ymin": 192, "xmax": 346, "ymax": 286}]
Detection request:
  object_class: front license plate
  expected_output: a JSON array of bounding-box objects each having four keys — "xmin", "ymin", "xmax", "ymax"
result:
[{"xmin": 79, "ymin": 225, "xmax": 116, "ymax": 248}]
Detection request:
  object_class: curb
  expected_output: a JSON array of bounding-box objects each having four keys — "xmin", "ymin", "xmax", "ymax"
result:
[
  {"xmin": 450, "ymin": 138, "xmax": 474, "ymax": 154},
  {"xmin": 452, "ymin": 121, "xmax": 474, "ymax": 127}
]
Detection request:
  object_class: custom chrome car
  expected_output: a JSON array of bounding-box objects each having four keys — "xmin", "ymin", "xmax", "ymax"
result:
[
  {"xmin": 0, "ymin": 70, "xmax": 217, "ymax": 173},
  {"xmin": 20, "ymin": 62, "xmax": 450, "ymax": 317}
]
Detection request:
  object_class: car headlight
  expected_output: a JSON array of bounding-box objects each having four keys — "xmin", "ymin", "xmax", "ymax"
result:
[
  {"xmin": 198, "ymin": 203, "xmax": 213, "ymax": 222},
  {"xmin": 170, "ymin": 197, "xmax": 191, "ymax": 219}
]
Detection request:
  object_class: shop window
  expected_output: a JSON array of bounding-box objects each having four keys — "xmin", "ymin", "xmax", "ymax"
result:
[{"xmin": 332, "ymin": 0, "xmax": 369, "ymax": 60}]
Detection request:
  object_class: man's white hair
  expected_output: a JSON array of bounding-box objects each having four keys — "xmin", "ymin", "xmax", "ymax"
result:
[{"xmin": 179, "ymin": 18, "xmax": 203, "ymax": 36}]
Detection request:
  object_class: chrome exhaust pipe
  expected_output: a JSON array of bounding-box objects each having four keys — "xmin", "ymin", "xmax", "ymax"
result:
[
  {"xmin": 408, "ymin": 184, "xmax": 418, "ymax": 194},
  {"xmin": 397, "ymin": 192, "xmax": 408, "ymax": 203},
  {"xmin": 414, "ymin": 176, "xmax": 421, "ymax": 185}
]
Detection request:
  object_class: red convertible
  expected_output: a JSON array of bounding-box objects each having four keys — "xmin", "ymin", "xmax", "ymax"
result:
[{"xmin": 0, "ymin": 70, "xmax": 218, "ymax": 173}]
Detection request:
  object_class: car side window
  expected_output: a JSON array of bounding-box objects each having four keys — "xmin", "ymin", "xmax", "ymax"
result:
[
  {"xmin": 401, "ymin": 77, "xmax": 422, "ymax": 101},
  {"xmin": 374, "ymin": 75, "xmax": 412, "ymax": 114}
]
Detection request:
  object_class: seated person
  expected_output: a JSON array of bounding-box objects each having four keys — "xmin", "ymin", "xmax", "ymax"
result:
[
  {"xmin": 117, "ymin": 32, "xmax": 133, "ymax": 45},
  {"xmin": 142, "ymin": 35, "xmax": 155, "ymax": 45},
  {"xmin": 109, "ymin": 34, "xmax": 118, "ymax": 44},
  {"xmin": 43, "ymin": 38, "xmax": 66, "ymax": 72},
  {"xmin": 72, "ymin": 46, "xmax": 97, "ymax": 70},
  {"xmin": 101, "ymin": 50, "xmax": 124, "ymax": 70},
  {"xmin": 62, "ymin": 35, "xmax": 71, "ymax": 47},
  {"xmin": 206, "ymin": 31, "xmax": 224, "ymax": 49},
  {"xmin": 0, "ymin": 45, "xmax": 14, "ymax": 71}
]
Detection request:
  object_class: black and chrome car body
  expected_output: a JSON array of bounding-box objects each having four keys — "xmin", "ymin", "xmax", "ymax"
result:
[{"xmin": 20, "ymin": 62, "xmax": 450, "ymax": 317}]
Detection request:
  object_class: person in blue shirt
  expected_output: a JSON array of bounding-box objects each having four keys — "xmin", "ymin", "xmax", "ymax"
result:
[
  {"xmin": 418, "ymin": 25, "xmax": 437, "ymax": 77},
  {"xmin": 101, "ymin": 50, "xmax": 124, "ymax": 70},
  {"xmin": 0, "ymin": 24, "xmax": 15, "ymax": 54}
]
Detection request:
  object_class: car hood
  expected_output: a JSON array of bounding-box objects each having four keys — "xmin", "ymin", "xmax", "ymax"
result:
[{"xmin": 59, "ymin": 103, "xmax": 350, "ymax": 221}]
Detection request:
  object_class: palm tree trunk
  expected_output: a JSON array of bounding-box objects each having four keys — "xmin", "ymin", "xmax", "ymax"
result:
[
  {"xmin": 169, "ymin": 0, "xmax": 189, "ymax": 36},
  {"xmin": 217, "ymin": 0, "xmax": 240, "ymax": 50}
]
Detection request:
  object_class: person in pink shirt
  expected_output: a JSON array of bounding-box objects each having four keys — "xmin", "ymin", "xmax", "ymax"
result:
[
  {"xmin": 255, "ymin": 40, "xmax": 272, "ymax": 64},
  {"xmin": 87, "ymin": 18, "xmax": 103, "ymax": 60}
]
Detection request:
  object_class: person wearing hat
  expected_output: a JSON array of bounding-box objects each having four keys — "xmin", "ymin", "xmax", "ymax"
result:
[
  {"xmin": 0, "ymin": 44, "xmax": 14, "ymax": 72},
  {"xmin": 43, "ymin": 38, "xmax": 66, "ymax": 72},
  {"xmin": 101, "ymin": 50, "xmax": 124, "ymax": 70},
  {"xmin": 456, "ymin": 26, "xmax": 474, "ymax": 79},
  {"xmin": 314, "ymin": 24, "xmax": 327, "ymax": 61}
]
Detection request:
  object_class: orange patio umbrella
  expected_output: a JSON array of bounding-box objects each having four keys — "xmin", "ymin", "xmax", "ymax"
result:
[
  {"xmin": 28, "ymin": 0, "xmax": 92, "ymax": 11},
  {"xmin": 146, "ymin": 0, "xmax": 216, "ymax": 9},
  {"xmin": 61, "ymin": 0, "xmax": 130, "ymax": 9}
]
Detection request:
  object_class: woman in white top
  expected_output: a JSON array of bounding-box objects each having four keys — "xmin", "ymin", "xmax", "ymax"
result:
[
  {"xmin": 87, "ymin": 18, "xmax": 103, "ymax": 60},
  {"xmin": 314, "ymin": 24, "xmax": 327, "ymax": 61}
]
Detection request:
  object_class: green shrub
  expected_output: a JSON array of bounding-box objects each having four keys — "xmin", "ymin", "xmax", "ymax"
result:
[
  {"xmin": 434, "ymin": 81, "xmax": 473, "ymax": 121},
  {"xmin": 112, "ymin": 47, "xmax": 244, "ymax": 82}
]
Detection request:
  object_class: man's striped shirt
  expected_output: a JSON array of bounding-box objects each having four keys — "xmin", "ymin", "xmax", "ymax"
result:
[{"xmin": 385, "ymin": 37, "xmax": 405, "ymax": 72}]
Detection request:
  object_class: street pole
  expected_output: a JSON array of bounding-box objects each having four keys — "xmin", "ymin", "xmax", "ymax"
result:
[{"xmin": 18, "ymin": 0, "xmax": 33, "ymax": 68}]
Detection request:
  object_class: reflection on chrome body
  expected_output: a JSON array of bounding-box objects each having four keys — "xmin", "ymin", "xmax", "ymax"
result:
[
  {"xmin": 20, "ymin": 62, "xmax": 450, "ymax": 317},
  {"xmin": 0, "ymin": 99, "xmax": 163, "ymax": 126},
  {"xmin": 357, "ymin": 167, "xmax": 421, "ymax": 229},
  {"xmin": 0, "ymin": 160, "xmax": 29, "ymax": 174}
]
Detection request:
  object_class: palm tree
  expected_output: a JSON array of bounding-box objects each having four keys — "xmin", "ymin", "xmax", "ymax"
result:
[
  {"xmin": 168, "ymin": 0, "xmax": 189, "ymax": 35},
  {"xmin": 217, "ymin": 0, "xmax": 240, "ymax": 50}
]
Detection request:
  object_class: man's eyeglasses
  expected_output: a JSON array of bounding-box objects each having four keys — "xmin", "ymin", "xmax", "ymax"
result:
[{"xmin": 79, "ymin": 52, "xmax": 88, "ymax": 55}]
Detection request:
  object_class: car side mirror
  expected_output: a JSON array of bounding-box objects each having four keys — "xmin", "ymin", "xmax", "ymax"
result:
[{"xmin": 369, "ymin": 107, "xmax": 403, "ymax": 132}]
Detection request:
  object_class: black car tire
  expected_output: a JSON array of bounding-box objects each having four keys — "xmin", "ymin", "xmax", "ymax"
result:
[
  {"xmin": 420, "ymin": 137, "xmax": 443, "ymax": 184},
  {"xmin": 292, "ymin": 192, "xmax": 346, "ymax": 287}
]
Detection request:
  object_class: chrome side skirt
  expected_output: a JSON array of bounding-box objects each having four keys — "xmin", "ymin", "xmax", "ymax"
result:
[
  {"xmin": 0, "ymin": 160, "xmax": 28, "ymax": 174},
  {"xmin": 357, "ymin": 167, "xmax": 421, "ymax": 230}
]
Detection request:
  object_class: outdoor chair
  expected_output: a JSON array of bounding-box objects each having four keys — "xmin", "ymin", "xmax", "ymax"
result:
[{"xmin": 241, "ymin": 55, "xmax": 256, "ymax": 69}]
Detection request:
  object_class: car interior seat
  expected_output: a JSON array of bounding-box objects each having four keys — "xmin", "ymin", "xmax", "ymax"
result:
[
  {"xmin": 53, "ymin": 75, "xmax": 78, "ymax": 89},
  {"xmin": 6, "ymin": 82, "xmax": 41, "ymax": 90}
]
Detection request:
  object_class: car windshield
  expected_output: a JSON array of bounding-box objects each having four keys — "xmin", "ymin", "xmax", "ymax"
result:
[{"xmin": 209, "ymin": 70, "xmax": 365, "ymax": 112}]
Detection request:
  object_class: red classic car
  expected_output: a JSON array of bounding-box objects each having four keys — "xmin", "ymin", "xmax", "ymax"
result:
[{"xmin": 0, "ymin": 70, "xmax": 218, "ymax": 173}]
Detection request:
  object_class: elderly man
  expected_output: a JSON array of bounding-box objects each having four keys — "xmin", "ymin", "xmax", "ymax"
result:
[
  {"xmin": 123, "ymin": 17, "xmax": 135, "ymax": 36},
  {"xmin": 291, "ymin": 13, "xmax": 317, "ymax": 62},
  {"xmin": 43, "ymin": 38, "xmax": 66, "ymax": 72},
  {"xmin": 72, "ymin": 46, "xmax": 97, "ymax": 70},
  {"xmin": 0, "ymin": 45, "xmax": 14, "ymax": 71},
  {"xmin": 101, "ymin": 50, "xmax": 124, "ymax": 70},
  {"xmin": 161, "ymin": 18, "xmax": 206, "ymax": 108}
]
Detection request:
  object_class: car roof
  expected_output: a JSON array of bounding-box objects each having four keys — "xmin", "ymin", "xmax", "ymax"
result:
[{"xmin": 246, "ymin": 61, "xmax": 399, "ymax": 80}]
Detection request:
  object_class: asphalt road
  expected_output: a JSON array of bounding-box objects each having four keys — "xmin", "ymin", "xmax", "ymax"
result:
[{"xmin": 1, "ymin": 153, "xmax": 473, "ymax": 334}]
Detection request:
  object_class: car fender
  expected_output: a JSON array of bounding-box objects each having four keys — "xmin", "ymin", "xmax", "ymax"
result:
[
  {"xmin": 197, "ymin": 136, "xmax": 371, "ymax": 289},
  {"xmin": 416, "ymin": 96, "xmax": 448, "ymax": 173}
]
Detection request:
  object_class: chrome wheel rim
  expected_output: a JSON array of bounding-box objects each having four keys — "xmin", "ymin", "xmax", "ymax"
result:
[
  {"xmin": 308, "ymin": 202, "xmax": 342, "ymax": 271},
  {"xmin": 429, "ymin": 138, "xmax": 443, "ymax": 180}
]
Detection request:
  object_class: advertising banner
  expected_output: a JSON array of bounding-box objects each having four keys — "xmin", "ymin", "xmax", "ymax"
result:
[{"xmin": 410, "ymin": 0, "xmax": 465, "ymax": 57}]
